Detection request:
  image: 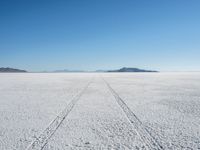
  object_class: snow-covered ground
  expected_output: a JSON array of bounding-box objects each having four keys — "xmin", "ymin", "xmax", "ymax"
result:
[{"xmin": 0, "ymin": 73, "xmax": 199, "ymax": 149}]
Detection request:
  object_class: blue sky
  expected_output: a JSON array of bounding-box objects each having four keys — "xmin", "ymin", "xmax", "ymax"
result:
[{"xmin": 0, "ymin": 0, "xmax": 200, "ymax": 71}]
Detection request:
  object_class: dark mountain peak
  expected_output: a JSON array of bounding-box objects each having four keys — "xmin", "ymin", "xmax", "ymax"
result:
[
  {"xmin": 108, "ymin": 67, "xmax": 158, "ymax": 72},
  {"xmin": 0, "ymin": 67, "xmax": 27, "ymax": 73}
]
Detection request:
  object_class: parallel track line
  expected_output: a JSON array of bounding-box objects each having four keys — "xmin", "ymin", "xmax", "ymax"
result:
[
  {"xmin": 102, "ymin": 77, "xmax": 163, "ymax": 150},
  {"xmin": 26, "ymin": 80, "xmax": 92, "ymax": 150}
]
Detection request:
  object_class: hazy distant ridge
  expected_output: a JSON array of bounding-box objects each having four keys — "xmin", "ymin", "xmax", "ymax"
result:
[
  {"xmin": 53, "ymin": 69, "xmax": 85, "ymax": 72},
  {"xmin": 0, "ymin": 67, "xmax": 27, "ymax": 72}
]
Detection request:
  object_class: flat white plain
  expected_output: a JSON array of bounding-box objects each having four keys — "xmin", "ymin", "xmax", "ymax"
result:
[{"xmin": 0, "ymin": 73, "xmax": 199, "ymax": 150}]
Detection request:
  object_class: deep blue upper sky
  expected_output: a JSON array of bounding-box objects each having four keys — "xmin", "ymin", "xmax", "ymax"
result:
[{"xmin": 0, "ymin": 0, "xmax": 200, "ymax": 71}]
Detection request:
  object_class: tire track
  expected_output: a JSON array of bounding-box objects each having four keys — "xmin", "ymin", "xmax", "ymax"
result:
[
  {"xmin": 102, "ymin": 77, "xmax": 163, "ymax": 150},
  {"xmin": 26, "ymin": 79, "xmax": 93, "ymax": 150}
]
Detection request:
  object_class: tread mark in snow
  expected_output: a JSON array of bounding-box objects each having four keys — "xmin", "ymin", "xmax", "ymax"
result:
[
  {"xmin": 102, "ymin": 77, "xmax": 163, "ymax": 150},
  {"xmin": 25, "ymin": 80, "xmax": 93, "ymax": 150}
]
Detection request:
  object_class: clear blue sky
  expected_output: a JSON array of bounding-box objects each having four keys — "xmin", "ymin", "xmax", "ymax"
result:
[{"xmin": 0, "ymin": 0, "xmax": 200, "ymax": 71}]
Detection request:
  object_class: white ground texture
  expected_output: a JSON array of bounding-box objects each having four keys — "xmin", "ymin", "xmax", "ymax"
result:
[{"xmin": 0, "ymin": 73, "xmax": 200, "ymax": 150}]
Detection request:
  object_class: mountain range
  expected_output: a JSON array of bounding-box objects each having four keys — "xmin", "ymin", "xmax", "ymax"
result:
[{"xmin": 0, "ymin": 67, "xmax": 158, "ymax": 73}]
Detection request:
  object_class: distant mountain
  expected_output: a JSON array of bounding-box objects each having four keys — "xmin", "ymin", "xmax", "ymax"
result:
[
  {"xmin": 0, "ymin": 67, "xmax": 27, "ymax": 73},
  {"xmin": 107, "ymin": 67, "xmax": 158, "ymax": 72}
]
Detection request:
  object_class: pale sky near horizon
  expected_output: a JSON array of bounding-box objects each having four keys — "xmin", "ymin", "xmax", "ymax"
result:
[{"xmin": 0, "ymin": 0, "xmax": 200, "ymax": 72}]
